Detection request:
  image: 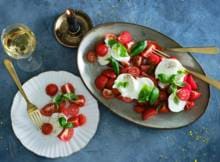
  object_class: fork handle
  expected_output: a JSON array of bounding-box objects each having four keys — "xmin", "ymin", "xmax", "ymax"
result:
[
  {"xmin": 167, "ymin": 47, "xmax": 219, "ymax": 54},
  {"xmin": 186, "ymin": 69, "xmax": 220, "ymax": 90},
  {"xmin": 3, "ymin": 59, "xmax": 30, "ymax": 103}
]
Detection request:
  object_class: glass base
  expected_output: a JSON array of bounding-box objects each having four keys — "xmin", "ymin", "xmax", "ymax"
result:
[{"xmin": 17, "ymin": 55, "xmax": 42, "ymax": 72}]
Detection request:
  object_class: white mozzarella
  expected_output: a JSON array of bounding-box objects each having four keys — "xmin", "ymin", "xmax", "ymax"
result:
[
  {"xmin": 168, "ymin": 93, "xmax": 187, "ymax": 112},
  {"xmin": 155, "ymin": 59, "xmax": 185, "ymax": 78},
  {"xmin": 97, "ymin": 49, "xmax": 111, "ymax": 65}
]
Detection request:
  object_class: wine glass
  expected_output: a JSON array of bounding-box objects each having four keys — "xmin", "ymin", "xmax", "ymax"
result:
[{"xmin": 1, "ymin": 24, "xmax": 42, "ymax": 72}]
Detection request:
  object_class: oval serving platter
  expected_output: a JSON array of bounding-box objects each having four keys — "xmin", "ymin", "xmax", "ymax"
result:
[{"xmin": 77, "ymin": 22, "xmax": 210, "ymax": 129}]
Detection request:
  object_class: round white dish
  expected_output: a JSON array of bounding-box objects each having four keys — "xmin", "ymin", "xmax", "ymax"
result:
[{"xmin": 11, "ymin": 71, "xmax": 99, "ymax": 158}]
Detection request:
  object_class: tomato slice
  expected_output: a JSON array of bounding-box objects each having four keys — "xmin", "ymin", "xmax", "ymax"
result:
[
  {"xmin": 102, "ymin": 88, "xmax": 114, "ymax": 99},
  {"xmin": 117, "ymin": 31, "xmax": 132, "ymax": 45},
  {"xmin": 105, "ymin": 78, "xmax": 115, "ymax": 89},
  {"xmin": 45, "ymin": 83, "xmax": 58, "ymax": 97},
  {"xmin": 40, "ymin": 103, "xmax": 57, "ymax": 116},
  {"xmin": 142, "ymin": 108, "xmax": 158, "ymax": 120},
  {"xmin": 185, "ymin": 101, "xmax": 195, "ymax": 111},
  {"xmin": 101, "ymin": 69, "xmax": 116, "ymax": 79},
  {"xmin": 41, "ymin": 123, "xmax": 53, "ymax": 135},
  {"xmin": 176, "ymin": 88, "xmax": 191, "ymax": 101},
  {"xmin": 58, "ymin": 128, "xmax": 74, "ymax": 142},
  {"xmin": 95, "ymin": 75, "xmax": 108, "ymax": 90},
  {"xmin": 96, "ymin": 43, "xmax": 108, "ymax": 56},
  {"xmin": 61, "ymin": 83, "xmax": 75, "ymax": 93},
  {"xmin": 78, "ymin": 114, "xmax": 87, "ymax": 126},
  {"xmin": 127, "ymin": 66, "xmax": 140, "ymax": 77},
  {"xmin": 189, "ymin": 91, "xmax": 201, "ymax": 101},
  {"xmin": 131, "ymin": 55, "xmax": 142, "ymax": 67},
  {"xmin": 68, "ymin": 103, "xmax": 80, "ymax": 117},
  {"xmin": 73, "ymin": 95, "xmax": 86, "ymax": 107},
  {"xmin": 117, "ymin": 96, "xmax": 133, "ymax": 103},
  {"xmin": 86, "ymin": 51, "xmax": 97, "ymax": 63}
]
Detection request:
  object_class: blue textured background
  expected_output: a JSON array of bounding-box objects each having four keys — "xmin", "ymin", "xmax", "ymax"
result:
[{"xmin": 0, "ymin": 0, "xmax": 220, "ymax": 162}]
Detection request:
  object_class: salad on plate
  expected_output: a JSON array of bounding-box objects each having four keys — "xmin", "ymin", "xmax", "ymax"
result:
[{"xmin": 86, "ymin": 31, "xmax": 201, "ymax": 121}]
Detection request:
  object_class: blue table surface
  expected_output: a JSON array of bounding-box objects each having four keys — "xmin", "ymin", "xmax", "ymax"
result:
[{"xmin": 0, "ymin": 0, "xmax": 220, "ymax": 162}]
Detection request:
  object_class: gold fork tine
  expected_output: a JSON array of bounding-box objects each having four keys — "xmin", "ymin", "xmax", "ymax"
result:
[
  {"xmin": 3, "ymin": 59, "xmax": 42, "ymax": 127},
  {"xmin": 152, "ymin": 49, "xmax": 220, "ymax": 90}
]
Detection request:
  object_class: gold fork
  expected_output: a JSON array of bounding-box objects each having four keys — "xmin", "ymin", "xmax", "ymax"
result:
[
  {"xmin": 152, "ymin": 49, "xmax": 220, "ymax": 90},
  {"xmin": 4, "ymin": 59, "xmax": 42, "ymax": 127},
  {"xmin": 166, "ymin": 46, "xmax": 219, "ymax": 55}
]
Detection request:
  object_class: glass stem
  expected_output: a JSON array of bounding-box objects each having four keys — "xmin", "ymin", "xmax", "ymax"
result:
[{"xmin": 27, "ymin": 56, "xmax": 33, "ymax": 62}]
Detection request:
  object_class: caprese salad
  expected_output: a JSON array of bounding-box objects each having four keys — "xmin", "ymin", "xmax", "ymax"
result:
[
  {"xmin": 40, "ymin": 83, "xmax": 86, "ymax": 142},
  {"xmin": 86, "ymin": 31, "xmax": 201, "ymax": 121}
]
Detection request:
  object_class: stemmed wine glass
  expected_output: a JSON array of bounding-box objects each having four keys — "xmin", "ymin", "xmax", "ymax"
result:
[{"xmin": 1, "ymin": 24, "xmax": 42, "ymax": 72}]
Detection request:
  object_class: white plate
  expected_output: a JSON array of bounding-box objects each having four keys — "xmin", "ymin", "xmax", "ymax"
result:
[{"xmin": 11, "ymin": 71, "xmax": 99, "ymax": 158}]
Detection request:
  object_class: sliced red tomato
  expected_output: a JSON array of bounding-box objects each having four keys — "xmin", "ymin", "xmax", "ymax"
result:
[
  {"xmin": 159, "ymin": 91, "xmax": 168, "ymax": 101},
  {"xmin": 40, "ymin": 103, "xmax": 57, "ymax": 116},
  {"xmin": 45, "ymin": 83, "xmax": 58, "ymax": 97},
  {"xmin": 125, "ymin": 41, "xmax": 135, "ymax": 52},
  {"xmin": 101, "ymin": 69, "xmax": 116, "ymax": 79},
  {"xmin": 183, "ymin": 82, "xmax": 192, "ymax": 91},
  {"xmin": 146, "ymin": 53, "xmax": 161, "ymax": 65},
  {"xmin": 141, "ymin": 40, "xmax": 162, "ymax": 58},
  {"xmin": 120, "ymin": 66, "xmax": 129, "ymax": 74},
  {"xmin": 41, "ymin": 123, "xmax": 53, "ymax": 135},
  {"xmin": 95, "ymin": 75, "xmax": 109, "ymax": 90},
  {"xmin": 68, "ymin": 103, "xmax": 80, "ymax": 117},
  {"xmin": 73, "ymin": 95, "xmax": 86, "ymax": 107},
  {"xmin": 186, "ymin": 74, "xmax": 198, "ymax": 90},
  {"xmin": 127, "ymin": 66, "xmax": 141, "ymax": 77},
  {"xmin": 176, "ymin": 88, "xmax": 191, "ymax": 101},
  {"xmin": 106, "ymin": 78, "xmax": 115, "ymax": 89},
  {"xmin": 158, "ymin": 104, "xmax": 170, "ymax": 113},
  {"xmin": 189, "ymin": 91, "xmax": 201, "ymax": 101},
  {"xmin": 131, "ymin": 55, "xmax": 142, "ymax": 67},
  {"xmin": 185, "ymin": 101, "xmax": 195, "ymax": 111},
  {"xmin": 61, "ymin": 83, "xmax": 75, "ymax": 93},
  {"xmin": 117, "ymin": 31, "xmax": 132, "ymax": 45},
  {"xmin": 86, "ymin": 51, "xmax": 97, "ymax": 63},
  {"xmin": 117, "ymin": 96, "xmax": 133, "ymax": 103},
  {"xmin": 78, "ymin": 114, "xmax": 87, "ymax": 126},
  {"xmin": 105, "ymin": 33, "xmax": 117, "ymax": 40},
  {"xmin": 112, "ymin": 88, "xmax": 121, "ymax": 96},
  {"xmin": 134, "ymin": 106, "xmax": 145, "ymax": 113},
  {"xmin": 142, "ymin": 108, "xmax": 158, "ymax": 120},
  {"xmin": 58, "ymin": 128, "xmax": 74, "ymax": 142},
  {"xmin": 68, "ymin": 116, "xmax": 80, "ymax": 127},
  {"xmin": 102, "ymin": 88, "xmax": 114, "ymax": 99},
  {"xmin": 140, "ymin": 65, "xmax": 150, "ymax": 72},
  {"xmin": 58, "ymin": 101, "xmax": 69, "ymax": 116},
  {"xmin": 95, "ymin": 43, "xmax": 108, "ymax": 56}
]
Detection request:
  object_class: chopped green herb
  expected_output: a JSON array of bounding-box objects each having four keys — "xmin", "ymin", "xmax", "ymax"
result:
[
  {"xmin": 130, "ymin": 40, "xmax": 147, "ymax": 56},
  {"xmin": 107, "ymin": 39, "xmax": 117, "ymax": 47},
  {"xmin": 157, "ymin": 73, "xmax": 172, "ymax": 83},
  {"xmin": 149, "ymin": 87, "xmax": 160, "ymax": 105},
  {"xmin": 112, "ymin": 43, "xmax": 128, "ymax": 57},
  {"xmin": 117, "ymin": 81, "xmax": 128, "ymax": 88},
  {"xmin": 173, "ymin": 95, "xmax": 180, "ymax": 104}
]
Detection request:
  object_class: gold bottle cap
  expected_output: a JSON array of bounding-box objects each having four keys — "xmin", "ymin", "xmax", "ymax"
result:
[{"xmin": 54, "ymin": 8, "xmax": 93, "ymax": 48}]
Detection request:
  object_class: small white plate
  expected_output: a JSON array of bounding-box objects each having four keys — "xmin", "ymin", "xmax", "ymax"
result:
[{"xmin": 11, "ymin": 71, "xmax": 99, "ymax": 158}]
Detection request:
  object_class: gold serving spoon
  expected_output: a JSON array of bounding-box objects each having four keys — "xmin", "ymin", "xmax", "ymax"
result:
[
  {"xmin": 3, "ymin": 59, "xmax": 42, "ymax": 127},
  {"xmin": 166, "ymin": 46, "xmax": 219, "ymax": 55},
  {"xmin": 152, "ymin": 49, "xmax": 220, "ymax": 90}
]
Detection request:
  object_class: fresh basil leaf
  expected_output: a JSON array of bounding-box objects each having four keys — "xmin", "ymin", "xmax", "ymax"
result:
[
  {"xmin": 107, "ymin": 39, "xmax": 117, "ymax": 47},
  {"xmin": 53, "ymin": 94, "xmax": 64, "ymax": 105},
  {"xmin": 177, "ymin": 69, "xmax": 186, "ymax": 74},
  {"xmin": 112, "ymin": 43, "xmax": 128, "ymax": 57},
  {"xmin": 157, "ymin": 74, "xmax": 172, "ymax": 84},
  {"xmin": 149, "ymin": 87, "xmax": 160, "ymax": 105},
  {"xmin": 58, "ymin": 117, "xmax": 67, "ymax": 127},
  {"xmin": 110, "ymin": 57, "xmax": 120, "ymax": 75},
  {"xmin": 138, "ymin": 85, "xmax": 153, "ymax": 103},
  {"xmin": 130, "ymin": 40, "xmax": 147, "ymax": 56},
  {"xmin": 64, "ymin": 122, "xmax": 73, "ymax": 128},
  {"xmin": 117, "ymin": 81, "xmax": 128, "ymax": 88},
  {"xmin": 173, "ymin": 95, "xmax": 180, "ymax": 104},
  {"xmin": 63, "ymin": 92, "xmax": 77, "ymax": 101}
]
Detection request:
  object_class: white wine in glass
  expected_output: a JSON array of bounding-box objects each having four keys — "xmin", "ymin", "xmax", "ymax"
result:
[{"xmin": 1, "ymin": 24, "xmax": 42, "ymax": 72}]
